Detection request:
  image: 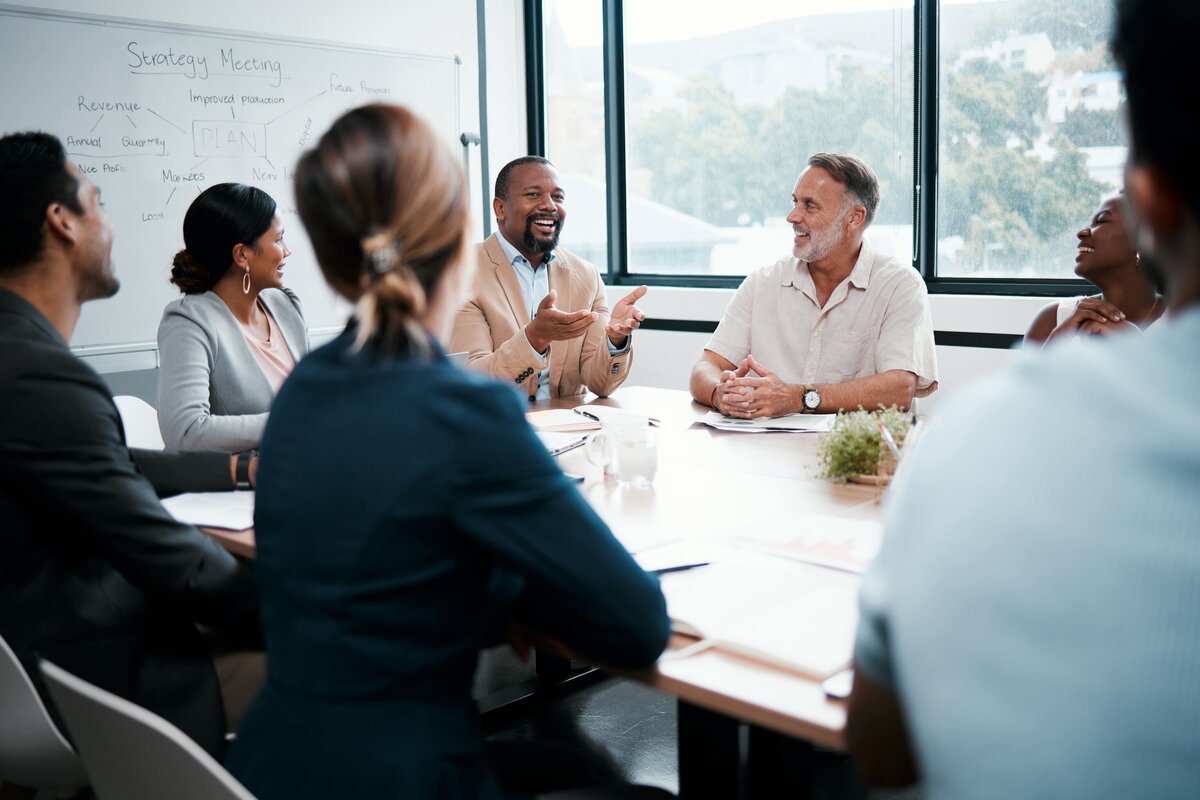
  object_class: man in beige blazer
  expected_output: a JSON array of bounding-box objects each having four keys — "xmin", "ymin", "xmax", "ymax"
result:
[{"xmin": 452, "ymin": 156, "xmax": 648, "ymax": 400}]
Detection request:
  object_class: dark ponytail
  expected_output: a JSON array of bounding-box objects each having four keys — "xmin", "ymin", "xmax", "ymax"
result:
[{"xmin": 170, "ymin": 183, "xmax": 277, "ymax": 294}]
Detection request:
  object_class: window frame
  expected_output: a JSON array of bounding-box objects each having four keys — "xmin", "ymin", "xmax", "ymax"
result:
[{"xmin": 525, "ymin": 0, "xmax": 1094, "ymax": 297}]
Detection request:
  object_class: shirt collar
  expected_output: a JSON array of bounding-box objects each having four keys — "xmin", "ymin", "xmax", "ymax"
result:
[
  {"xmin": 496, "ymin": 229, "xmax": 556, "ymax": 268},
  {"xmin": 781, "ymin": 241, "xmax": 875, "ymax": 291}
]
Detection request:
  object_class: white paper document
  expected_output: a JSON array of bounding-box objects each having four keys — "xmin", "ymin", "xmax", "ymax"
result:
[
  {"xmin": 726, "ymin": 514, "xmax": 884, "ymax": 575},
  {"xmin": 634, "ymin": 539, "xmax": 742, "ymax": 574},
  {"xmin": 659, "ymin": 555, "xmax": 861, "ymax": 679},
  {"xmin": 161, "ymin": 491, "xmax": 254, "ymax": 531},
  {"xmin": 697, "ymin": 411, "xmax": 836, "ymax": 433},
  {"xmin": 573, "ymin": 404, "xmax": 661, "ymax": 426}
]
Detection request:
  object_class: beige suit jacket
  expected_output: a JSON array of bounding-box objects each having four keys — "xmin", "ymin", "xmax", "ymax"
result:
[{"xmin": 451, "ymin": 234, "xmax": 633, "ymax": 399}]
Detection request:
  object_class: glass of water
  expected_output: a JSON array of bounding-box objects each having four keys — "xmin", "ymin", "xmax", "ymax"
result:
[{"xmin": 614, "ymin": 424, "xmax": 657, "ymax": 489}]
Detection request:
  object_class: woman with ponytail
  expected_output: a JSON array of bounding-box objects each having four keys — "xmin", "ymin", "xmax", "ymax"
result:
[
  {"xmin": 225, "ymin": 104, "xmax": 670, "ymax": 799},
  {"xmin": 157, "ymin": 183, "xmax": 309, "ymax": 452}
]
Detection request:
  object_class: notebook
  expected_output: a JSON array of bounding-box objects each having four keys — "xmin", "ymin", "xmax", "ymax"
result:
[
  {"xmin": 536, "ymin": 430, "xmax": 589, "ymax": 456},
  {"xmin": 659, "ymin": 554, "xmax": 861, "ymax": 679},
  {"xmin": 525, "ymin": 408, "xmax": 601, "ymax": 433}
]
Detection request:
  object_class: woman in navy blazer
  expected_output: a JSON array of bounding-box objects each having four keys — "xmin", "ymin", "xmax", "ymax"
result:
[{"xmin": 224, "ymin": 104, "xmax": 671, "ymax": 799}]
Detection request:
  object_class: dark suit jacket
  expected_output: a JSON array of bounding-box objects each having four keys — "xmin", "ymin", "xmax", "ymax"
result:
[
  {"xmin": 226, "ymin": 329, "xmax": 668, "ymax": 798},
  {"xmin": 0, "ymin": 288, "xmax": 259, "ymax": 756}
]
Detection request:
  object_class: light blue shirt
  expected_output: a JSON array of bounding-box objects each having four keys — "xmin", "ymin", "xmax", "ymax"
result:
[
  {"xmin": 856, "ymin": 308, "xmax": 1200, "ymax": 800},
  {"xmin": 495, "ymin": 230, "xmax": 628, "ymax": 401}
]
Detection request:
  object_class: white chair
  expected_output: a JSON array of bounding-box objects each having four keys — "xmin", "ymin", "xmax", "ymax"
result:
[
  {"xmin": 39, "ymin": 660, "xmax": 256, "ymax": 800},
  {"xmin": 0, "ymin": 635, "xmax": 87, "ymax": 797},
  {"xmin": 112, "ymin": 395, "xmax": 165, "ymax": 450}
]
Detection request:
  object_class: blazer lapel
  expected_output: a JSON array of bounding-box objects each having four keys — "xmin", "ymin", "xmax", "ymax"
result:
[{"xmin": 483, "ymin": 234, "xmax": 530, "ymax": 329}]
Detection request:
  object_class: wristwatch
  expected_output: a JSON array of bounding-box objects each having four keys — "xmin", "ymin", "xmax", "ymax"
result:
[
  {"xmin": 235, "ymin": 450, "xmax": 257, "ymax": 490},
  {"xmin": 801, "ymin": 385, "xmax": 821, "ymax": 413}
]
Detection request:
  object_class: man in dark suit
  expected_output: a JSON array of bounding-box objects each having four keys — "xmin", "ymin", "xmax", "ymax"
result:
[{"xmin": 0, "ymin": 131, "xmax": 260, "ymax": 764}]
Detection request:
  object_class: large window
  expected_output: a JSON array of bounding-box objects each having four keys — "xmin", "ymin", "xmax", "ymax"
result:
[
  {"xmin": 937, "ymin": 0, "xmax": 1125, "ymax": 279},
  {"xmin": 532, "ymin": 0, "xmax": 1126, "ymax": 292},
  {"xmin": 621, "ymin": 2, "xmax": 913, "ymax": 278},
  {"xmin": 544, "ymin": 0, "xmax": 609, "ymax": 270}
]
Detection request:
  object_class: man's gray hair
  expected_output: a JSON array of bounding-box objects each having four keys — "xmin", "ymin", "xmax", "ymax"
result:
[{"xmin": 806, "ymin": 152, "xmax": 880, "ymax": 227}]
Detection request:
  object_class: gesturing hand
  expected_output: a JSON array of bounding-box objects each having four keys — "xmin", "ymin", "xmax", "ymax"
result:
[
  {"xmin": 724, "ymin": 355, "xmax": 797, "ymax": 419},
  {"xmin": 606, "ymin": 285, "xmax": 649, "ymax": 349},
  {"xmin": 525, "ymin": 289, "xmax": 599, "ymax": 353}
]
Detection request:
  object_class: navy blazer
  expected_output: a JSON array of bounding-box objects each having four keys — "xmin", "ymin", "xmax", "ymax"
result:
[
  {"xmin": 0, "ymin": 288, "xmax": 259, "ymax": 757},
  {"xmin": 227, "ymin": 328, "xmax": 669, "ymax": 799}
]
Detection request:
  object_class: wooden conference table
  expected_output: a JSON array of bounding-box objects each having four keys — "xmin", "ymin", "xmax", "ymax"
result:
[{"xmin": 205, "ymin": 386, "xmax": 882, "ymax": 797}]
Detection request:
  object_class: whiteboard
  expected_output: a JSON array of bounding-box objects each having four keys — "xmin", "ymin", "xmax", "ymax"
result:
[{"xmin": 0, "ymin": 3, "xmax": 461, "ymax": 349}]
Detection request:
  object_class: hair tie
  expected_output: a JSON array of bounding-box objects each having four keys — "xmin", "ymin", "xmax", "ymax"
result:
[{"xmin": 362, "ymin": 232, "xmax": 404, "ymax": 276}]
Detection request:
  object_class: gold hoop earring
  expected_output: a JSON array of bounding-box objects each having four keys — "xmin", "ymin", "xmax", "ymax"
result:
[{"xmin": 242, "ymin": 267, "xmax": 251, "ymax": 295}]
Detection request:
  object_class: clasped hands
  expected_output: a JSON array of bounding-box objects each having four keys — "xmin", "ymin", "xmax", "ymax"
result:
[
  {"xmin": 524, "ymin": 285, "xmax": 648, "ymax": 353},
  {"xmin": 1052, "ymin": 297, "xmax": 1140, "ymax": 339},
  {"xmin": 712, "ymin": 354, "xmax": 796, "ymax": 419}
]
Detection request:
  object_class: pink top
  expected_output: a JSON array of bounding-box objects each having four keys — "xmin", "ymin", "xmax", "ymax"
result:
[{"xmin": 239, "ymin": 303, "xmax": 296, "ymax": 393}]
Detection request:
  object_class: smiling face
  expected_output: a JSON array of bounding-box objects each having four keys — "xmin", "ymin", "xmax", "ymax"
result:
[
  {"xmin": 494, "ymin": 162, "xmax": 565, "ymax": 261},
  {"xmin": 66, "ymin": 162, "xmax": 118, "ymax": 301},
  {"xmin": 1074, "ymin": 195, "xmax": 1137, "ymax": 280},
  {"xmin": 786, "ymin": 166, "xmax": 857, "ymax": 264},
  {"xmin": 240, "ymin": 213, "xmax": 289, "ymax": 292}
]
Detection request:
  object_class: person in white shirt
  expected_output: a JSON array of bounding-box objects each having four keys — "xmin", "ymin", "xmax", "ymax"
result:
[
  {"xmin": 690, "ymin": 153, "xmax": 937, "ymax": 418},
  {"xmin": 848, "ymin": 2, "xmax": 1200, "ymax": 796}
]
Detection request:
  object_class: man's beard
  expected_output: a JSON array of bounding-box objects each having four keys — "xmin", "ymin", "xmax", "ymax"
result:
[
  {"xmin": 523, "ymin": 216, "xmax": 561, "ymax": 255},
  {"xmin": 81, "ymin": 259, "xmax": 120, "ymax": 300},
  {"xmin": 793, "ymin": 207, "xmax": 848, "ymax": 263}
]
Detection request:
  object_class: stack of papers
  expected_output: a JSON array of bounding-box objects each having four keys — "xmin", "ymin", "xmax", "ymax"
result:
[
  {"xmin": 161, "ymin": 491, "xmax": 254, "ymax": 531},
  {"xmin": 698, "ymin": 411, "xmax": 835, "ymax": 433},
  {"xmin": 659, "ymin": 554, "xmax": 860, "ymax": 679},
  {"xmin": 525, "ymin": 409, "xmax": 601, "ymax": 433}
]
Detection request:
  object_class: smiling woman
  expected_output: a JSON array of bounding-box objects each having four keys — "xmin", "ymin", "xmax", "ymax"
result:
[
  {"xmin": 155, "ymin": 183, "xmax": 311, "ymax": 452},
  {"xmin": 1024, "ymin": 193, "xmax": 1164, "ymax": 345}
]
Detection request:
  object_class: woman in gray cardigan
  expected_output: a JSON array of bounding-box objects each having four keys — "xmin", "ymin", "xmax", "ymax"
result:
[{"xmin": 158, "ymin": 184, "xmax": 309, "ymax": 452}]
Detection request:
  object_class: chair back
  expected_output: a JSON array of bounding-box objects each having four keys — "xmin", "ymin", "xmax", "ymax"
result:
[
  {"xmin": 0, "ymin": 635, "xmax": 87, "ymax": 794},
  {"xmin": 40, "ymin": 660, "xmax": 256, "ymax": 800},
  {"xmin": 112, "ymin": 395, "xmax": 165, "ymax": 450}
]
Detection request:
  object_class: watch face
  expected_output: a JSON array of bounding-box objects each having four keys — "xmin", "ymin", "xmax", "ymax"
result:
[{"xmin": 804, "ymin": 389, "xmax": 820, "ymax": 410}]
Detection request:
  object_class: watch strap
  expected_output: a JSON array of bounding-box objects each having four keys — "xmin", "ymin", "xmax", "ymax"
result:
[{"xmin": 235, "ymin": 450, "xmax": 256, "ymax": 490}]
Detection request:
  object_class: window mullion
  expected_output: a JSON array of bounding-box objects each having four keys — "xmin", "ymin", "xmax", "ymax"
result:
[{"xmin": 601, "ymin": 0, "xmax": 627, "ymax": 283}]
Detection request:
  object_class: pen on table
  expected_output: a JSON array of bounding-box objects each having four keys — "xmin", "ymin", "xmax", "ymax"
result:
[
  {"xmin": 574, "ymin": 408, "xmax": 661, "ymax": 426},
  {"xmin": 877, "ymin": 420, "xmax": 903, "ymax": 461},
  {"xmin": 650, "ymin": 561, "xmax": 710, "ymax": 575}
]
